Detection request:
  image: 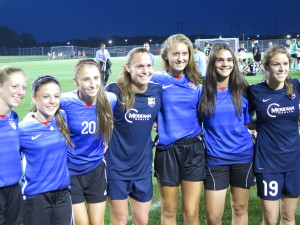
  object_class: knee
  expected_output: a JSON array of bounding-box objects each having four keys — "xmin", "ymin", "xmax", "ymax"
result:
[
  {"xmin": 161, "ymin": 205, "xmax": 177, "ymax": 219},
  {"xmin": 206, "ymin": 216, "xmax": 222, "ymax": 225},
  {"xmin": 231, "ymin": 201, "xmax": 248, "ymax": 217},
  {"xmin": 111, "ymin": 212, "xmax": 129, "ymax": 225},
  {"xmin": 281, "ymin": 210, "xmax": 295, "ymax": 224},
  {"xmin": 262, "ymin": 215, "xmax": 278, "ymax": 225},
  {"xmin": 182, "ymin": 208, "xmax": 199, "ymax": 224}
]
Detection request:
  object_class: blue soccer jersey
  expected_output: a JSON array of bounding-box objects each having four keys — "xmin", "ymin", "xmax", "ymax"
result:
[
  {"xmin": 105, "ymin": 82, "xmax": 161, "ymax": 179},
  {"xmin": 0, "ymin": 111, "xmax": 22, "ymax": 187},
  {"xmin": 202, "ymin": 87, "xmax": 253, "ymax": 166},
  {"xmin": 248, "ymin": 78, "xmax": 300, "ymax": 173},
  {"xmin": 60, "ymin": 90, "xmax": 117, "ymax": 176},
  {"xmin": 151, "ymin": 71, "xmax": 203, "ymax": 150},
  {"xmin": 19, "ymin": 111, "xmax": 71, "ymax": 199}
]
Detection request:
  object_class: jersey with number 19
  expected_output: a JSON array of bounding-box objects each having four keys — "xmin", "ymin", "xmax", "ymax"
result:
[
  {"xmin": 248, "ymin": 79, "xmax": 300, "ymax": 173},
  {"xmin": 60, "ymin": 90, "xmax": 117, "ymax": 176},
  {"xmin": 0, "ymin": 111, "xmax": 22, "ymax": 187}
]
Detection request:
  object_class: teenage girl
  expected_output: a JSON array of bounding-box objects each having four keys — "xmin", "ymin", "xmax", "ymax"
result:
[
  {"xmin": 199, "ymin": 43, "xmax": 255, "ymax": 225},
  {"xmin": 152, "ymin": 34, "xmax": 205, "ymax": 225},
  {"xmin": 0, "ymin": 66, "xmax": 26, "ymax": 225},
  {"xmin": 248, "ymin": 45, "xmax": 300, "ymax": 225},
  {"xmin": 19, "ymin": 75, "xmax": 74, "ymax": 225},
  {"xmin": 60, "ymin": 59, "xmax": 116, "ymax": 225},
  {"xmin": 105, "ymin": 47, "xmax": 161, "ymax": 225}
]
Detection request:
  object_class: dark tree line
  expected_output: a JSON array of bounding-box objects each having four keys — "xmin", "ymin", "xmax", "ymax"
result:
[{"xmin": 0, "ymin": 26, "xmax": 298, "ymax": 48}]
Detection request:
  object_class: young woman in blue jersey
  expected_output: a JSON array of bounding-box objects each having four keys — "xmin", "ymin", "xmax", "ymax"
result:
[
  {"xmin": 199, "ymin": 43, "xmax": 255, "ymax": 225},
  {"xmin": 105, "ymin": 47, "xmax": 161, "ymax": 225},
  {"xmin": 151, "ymin": 34, "xmax": 205, "ymax": 225},
  {"xmin": 19, "ymin": 75, "xmax": 74, "ymax": 225},
  {"xmin": 248, "ymin": 45, "xmax": 300, "ymax": 225},
  {"xmin": 60, "ymin": 59, "xmax": 116, "ymax": 225},
  {"xmin": 0, "ymin": 66, "xmax": 26, "ymax": 225}
]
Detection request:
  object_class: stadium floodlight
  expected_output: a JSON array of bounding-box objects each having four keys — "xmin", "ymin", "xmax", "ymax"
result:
[
  {"xmin": 108, "ymin": 40, "xmax": 112, "ymax": 44},
  {"xmin": 149, "ymin": 39, "xmax": 152, "ymax": 42},
  {"xmin": 195, "ymin": 37, "xmax": 239, "ymax": 52},
  {"xmin": 287, "ymin": 35, "xmax": 291, "ymax": 38}
]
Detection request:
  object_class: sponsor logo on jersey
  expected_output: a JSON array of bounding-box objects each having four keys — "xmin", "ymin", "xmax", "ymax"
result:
[
  {"xmin": 267, "ymin": 103, "xmax": 295, "ymax": 118},
  {"xmin": 125, "ymin": 108, "xmax": 151, "ymax": 123},
  {"xmin": 188, "ymin": 82, "xmax": 197, "ymax": 90},
  {"xmin": 8, "ymin": 120, "xmax": 16, "ymax": 130},
  {"xmin": 148, "ymin": 98, "xmax": 155, "ymax": 107}
]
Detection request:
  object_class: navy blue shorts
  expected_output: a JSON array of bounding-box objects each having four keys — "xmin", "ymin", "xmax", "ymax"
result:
[
  {"xmin": 205, "ymin": 163, "xmax": 255, "ymax": 190},
  {"xmin": 154, "ymin": 136, "xmax": 206, "ymax": 186},
  {"xmin": 256, "ymin": 170, "xmax": 300, "ymax": 200},
  {"xmin": 107, "ymin": 177, "xmax": 152, "ymax": 202},
  {"xmin": 71, "ymin": 160, "xmax": 107, "ymax": 204}
]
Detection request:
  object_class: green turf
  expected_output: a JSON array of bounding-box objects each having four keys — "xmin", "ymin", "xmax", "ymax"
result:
[{"xmin": 1, "ymin": 56, "xmax": 300, "ymax": 225}]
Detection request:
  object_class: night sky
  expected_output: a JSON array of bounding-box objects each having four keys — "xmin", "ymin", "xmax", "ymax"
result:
[{"xmin": 1, "ymin": 0, "xmax": 299, "ymax": 43}]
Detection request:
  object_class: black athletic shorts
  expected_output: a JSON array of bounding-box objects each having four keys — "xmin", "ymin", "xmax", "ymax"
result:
[
  {"xmin": 71, "ymin": 160, "xmax": 107, "ymax": 204},
  {"xmin": 154, "ymin": 136, "xmax": 206, "ymax": 186},
  {"xmin": 24, "ymin": 189, "xmax": 72, "ymax": 225},
  {"xmin": 254, "ymin": 54, "xmax": 261, "ymax": 62},
  {"xmin": 0, "ymin": 182, "xmax": 23, "ymax": 225},
  {"xmin": 205, "ymin": 163, "xmax": 255, "ymax": 190}
]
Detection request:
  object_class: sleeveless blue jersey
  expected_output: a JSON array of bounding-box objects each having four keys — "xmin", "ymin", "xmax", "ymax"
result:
[
  {"xmin": 19, "ymin": 111, "xmax": 70, "ymax": 199},
  {"xmin": 60, "ymin": 90, "xmax": 117, "ymax": 176},
  {"xmin": 248, "ymin": 78, "xmax": 300, "ymax": 173},
  {"xmin": 202, "ymin": 87, "xmax": 253, "ymax": 166},
  {"xmin": 0, "ymin": 111, "xmax": 22, "ymax": 187},
  {"xmin": 151, "ymin": 71, "xmax": 203, "ymax": 149},
  {"xmin": 105, "ymin": 82, "xmax": 161, "ymax": 179}
]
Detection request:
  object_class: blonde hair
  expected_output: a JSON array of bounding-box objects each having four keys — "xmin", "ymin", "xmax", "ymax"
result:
[
  {"xmin": 0, "ymin": 66, "xmax": 26, "ymax": 85},
  {"xmin": 160, "ymin": 34, "xmax": 203, "ymax": 85}
]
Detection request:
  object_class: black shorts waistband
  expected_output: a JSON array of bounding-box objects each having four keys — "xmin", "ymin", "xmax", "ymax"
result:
[{"xmin": 175, "ymin": 135, "xmax": 202, "ymax": 144}]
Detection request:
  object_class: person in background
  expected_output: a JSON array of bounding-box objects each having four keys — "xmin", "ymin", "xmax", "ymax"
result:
[
  {"xmin": 143, "ymin": 42, "xmax": 155, "ymax": 67},
  {"xmin": 237, "ymin": 43, "xmax": 247, "ymax": 68},
  {"xmin": 199, "ymin": 43, "xmax": 255, "ymax": 225},
  {"xmin": 193, "ymin": 44, "xmax": 207, "ymax": 78},
  {"xmin": 60, "ymin": 59, "xmax": 117, "ymax": 225},
  {"xmin": 290, "ymin": 38, "xmax": 298, "ymax": 71},
  {"xmin": 105, "ymin": 47, "xmax": 161, "ymax": 225},
  {"xmin": 0, "ymin": 66, "xmax": 26, "ymax": 225},
  {"xmin": 248, "ymin": 45, "xmax": 300, "ymax": 225},
  {"xmin": 19, "ymin": 75, "xmax": 74, "ymax": 225},
  {"xmin": 152, "ymin": 34, "xmax": 205, "ymax": 225},
  {"xmin": 252, "ymin": 39, "xmax": 261, "ymax": 71},
  {"xmin": 96, "ymin": 43, "xmax": 112, "ymax": 85}
]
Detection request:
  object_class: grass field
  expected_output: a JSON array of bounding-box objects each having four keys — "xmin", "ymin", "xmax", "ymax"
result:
[{"xmin": 1, "ymin": 55, "xmax": 300, "ymax": 224}]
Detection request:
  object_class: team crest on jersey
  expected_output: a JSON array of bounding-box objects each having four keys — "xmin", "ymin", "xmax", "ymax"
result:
[
  {"xmin": 9, "ymin": 120, "xmax": 17, "ymax": 130},
  {"xmin": 188, "ymin": 82, "xmax": 197, "ymax": 90},
  {"xmin": 292, "ymin": 93, "xmax": 296, "ymax": 99},
  {"xmin": 148, "ymin": 98, "xmax": 155, "ymax": 107}
]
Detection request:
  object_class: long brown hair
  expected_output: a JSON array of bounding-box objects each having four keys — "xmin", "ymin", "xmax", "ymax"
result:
[
  {"xmin": 74, "ymin": 59, "xmax": 114, "ymax": 143},
  {"xmin": 31, "ymin": 75, "xmax": 74, "ymax": 148},
  {"xmin": 116, "ymin": 47, "xmax": 150, "ymax": 111},
  {"xmin": 263, "ymin": 45, "xmax": 294, "ymax": 99},
  {"xmin": 199, "ymin": 43, "xmax": 249, "ymax": 116},
  {"xmin": 160, "ymin": 34, "xmax": 203, "ymax": 85}
]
